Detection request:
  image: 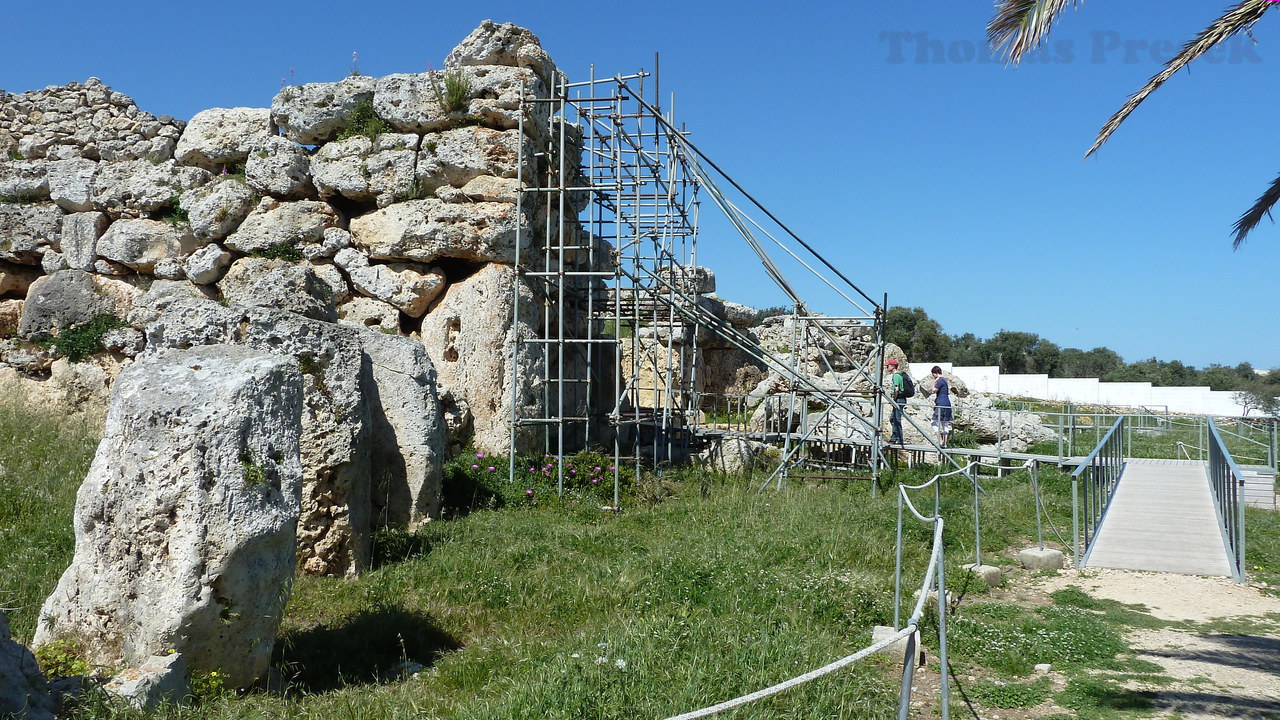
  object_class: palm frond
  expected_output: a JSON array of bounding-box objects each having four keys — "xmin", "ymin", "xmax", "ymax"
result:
[
  {"xmin": 988, "ymin": 0, "xmax": 1082, "ymax": 63},
  {"xmin": 1231, "ymin": 172, "xmax": 1280, "ymax": 249},
  {"xmin": 1087, "ymin": 0, "xmax": 1274, "ymax": 156}
]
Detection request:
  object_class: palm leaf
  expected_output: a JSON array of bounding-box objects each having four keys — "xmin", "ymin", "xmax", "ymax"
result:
[
  {"xmin": 1231, "ymin": 172, "xmax": 1280, "ymax": 248},
  {"xmin": 988, "ymin": 0, "xmax": 1082, "ymax": 63},
  {"xmin": 1087, "ymin": 0, "xmax": 1274, "ymax": 156}
]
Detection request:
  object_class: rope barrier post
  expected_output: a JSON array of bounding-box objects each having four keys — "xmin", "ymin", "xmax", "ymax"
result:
[
  {"xmin": 1033, "ymin": 461, "xmax": 1044, "ymax": 551},
  {"xmin": 937, "ymin": 535, "xmax": 951, "ymax": 720},
  {"xmin": 970, "ymin": 463, "xmax": 982, "ymax": 568},
  {"xmin": 1072, "ymin": 475, "xmax": 1080, "ymax": 568},
  {"xmin": 895, "ymin": 631, "xmax": 918, "ymax": 720},
  {"xmin": 893, "ymin": 491, "xmax": 904, "ymax": 629}
]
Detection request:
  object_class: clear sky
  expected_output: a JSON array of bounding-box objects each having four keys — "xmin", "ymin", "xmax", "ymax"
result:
[{"xmin": 3, "ymin": 1, "xmax": 1276, "ymax": 369}]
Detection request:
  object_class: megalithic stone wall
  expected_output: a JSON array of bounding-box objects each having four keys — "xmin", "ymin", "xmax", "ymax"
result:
[{"xmin": 0, "ymin": 21, "xmax": 584, "ymax": 579}]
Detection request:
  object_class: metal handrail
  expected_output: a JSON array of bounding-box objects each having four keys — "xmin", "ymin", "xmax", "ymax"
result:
[
  {"xmin": 1207, "ymin": 419, "xmax": 1247, "ymax": 583},
  {"xmin": 1071, "ymin": 417, "xmax": 1126, "ymax": 568}
]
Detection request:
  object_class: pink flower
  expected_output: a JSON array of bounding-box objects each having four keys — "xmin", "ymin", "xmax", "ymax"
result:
[
  {"xmin": 592, "ymin": 478, "xmax": 599, "ymax": 484},
  {"xmin": 525, "ymin": 488, "xmax": 534, "ymax": 496},
  {"xmin": 476, "ymin": 453, "xmax": 485, "ymax": 459},
  {"xmin": 527, "ymin": 468, "xmax": 535, "ymax": 473},
  {"xmin": 608, "ymin": 466, "xmax": 616, "ymax": 471},
  {"xmin": 595, "ymin": 466, "xmax": 602, "ymax": 471},
  {"xmin": 487, "ymin": 466, "xmax": 495, "ymax": 472},
  {"xmin": 471, "ymin": 464, "xmax": 479, "ymax": 470}
]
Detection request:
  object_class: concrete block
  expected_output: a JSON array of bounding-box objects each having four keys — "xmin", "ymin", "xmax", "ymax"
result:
[
  {"xmin": 871, "ymin": 626, "xmax": 922, "ymax": 665},
  {"xmin": 962, "ymin": 563, "xmax": 1002, "ymax": 588},
  {"xmin": 1020, "ymin": 547, "xmax": 1066, "ymax": 571}
]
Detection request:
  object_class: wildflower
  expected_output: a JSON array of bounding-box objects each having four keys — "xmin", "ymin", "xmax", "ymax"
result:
[
  {"xmin": 471, "ymin": 464, "xmax": 479, "ymax": 470},
  {"xmin": 597, "ymin": 642, "xmax": 607, "ymax": 648},
  {"xmin": 526, "ymin": 489, "xmax": 534, "ymax": 496},
  {"xmin": 595, "ymin": 656, "xmax": 607, "ymax": 665},
  {"xmin": 609, "ymin": 465, "xmax": 616, "ymax": 471},
  {"xmin": 476, "ymin": 452, "xmax": 485, "ymax": 459},
  {"xmin": 595, "ymin": 466, "xmax": 602, "ymax": 471},
  {"xmin": 592, "ymin": 478, "xmax": 599, "ymax": 484},
  {"xmin": 487, "ymin": 466, "xmax": 495, "ymax": 472},
  {"xmin": 528, "ymin": 468, "xmax": 535, "ymax": 473},
  {"xmin": 570, "ymin": 653, "xmax": 581, "ymax": 658},
  {"xmin": 614, "ymin": 658, "xmax": 627, "ymax": 669},
  {"xmin": 570, "ymin": 469, "xmax": 576, "ymax": 474}
]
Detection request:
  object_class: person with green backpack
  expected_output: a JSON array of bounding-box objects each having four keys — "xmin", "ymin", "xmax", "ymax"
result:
[{"xmin": 887, "ymin": 358, "xmax": 914, "ymax": 445}]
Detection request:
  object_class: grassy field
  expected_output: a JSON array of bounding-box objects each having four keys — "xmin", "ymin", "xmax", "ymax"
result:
[{"xmin": 2, "ymin": 395, "xmax": 1278, "ymax": 719}]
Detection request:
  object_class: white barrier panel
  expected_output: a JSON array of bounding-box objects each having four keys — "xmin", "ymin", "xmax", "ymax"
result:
[
  {"xmin": 998, "ymin": 374, "xmax": 1049, "ymax": 398},
  {"xmin": 1046, "ymin": 378, "xmax": 1100, "ymax": 404},
  {"xmin": 911, "ymin": 364, "xmax": 1251, "ymax": 416},
  {"xmin": 1097, "ymin": 382, "xmax": 1153, "ymax": 408},
  {"xmin": 949, "ymin": 366, "xmax": 1000, "ymax": 394}
]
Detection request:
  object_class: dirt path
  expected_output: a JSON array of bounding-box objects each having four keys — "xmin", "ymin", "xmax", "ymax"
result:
[{"xmin": 1030, "ymin": 568, "xmax": 1280, "ymax": 719}]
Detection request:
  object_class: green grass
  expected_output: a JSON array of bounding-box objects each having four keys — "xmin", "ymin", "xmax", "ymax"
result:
[
  {"xmin": 0, "ymin": 395, "xmax": 99, "ymax": 642},
  {"xmin": 336, "ymin": 101, "xmax": 390, "ymax": 142},
  {"xmin": 6, "ymin": 397, "xmax": 1280, "ymax": 719}
]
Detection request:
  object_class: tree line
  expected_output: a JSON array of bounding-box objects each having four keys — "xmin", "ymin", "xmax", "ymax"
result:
[{"xmin": 885, "ymin": 306, "xmax": 1279, "ymax": 413}]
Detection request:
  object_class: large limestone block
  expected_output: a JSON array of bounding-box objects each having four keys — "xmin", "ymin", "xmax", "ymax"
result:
[
  {"xmin": 417, "ymin": 126, "xmax": 532, "ymax": 194},
  {"xmin": 32, "ymin": 346, "xmax": 304, "ymax": 690},
  {"xmin": 173, "ymin": 107, "xmax": 273, "ymax": 172},
  {"xmin": 349, "ymin": 198, "xmax": 528, "ymax": 264},
  {"xmin": 179, "ymin": 176, "xmax": 256, "ymax": 241},
  {"xmin": 59, "ymin": 211, "xmax": 109, "ymax": 270},
  {"xmin": 46, "ymin": 158, "xmax": 98, "ymax": 212},
  {"xmin": 224, "ymin": 198, "xmax": 339, "ymax": 255},
  {"xmin": 183, "ymin": 243, "xmax": 232, "ymax": 285},
  {"xmin": 0, "ymin": 262, "xmax": 41, "ymax": 297},
  {"xmin": 0, "ymin": 160, "xmax": 50, "ymax": 201},
  {"xmin": 310, "ymin": 136, "xmax": 376, "ymax": 203},
  {"xmin": 90, "ymin": 160, "xmax": 211, "ymax": 217},
  {"xmin": 271, "ymin": 76, "xmax": 378, "ymax": 146},
  {"xmin": 337, "ymin": 296, "xmax": 400, "ymax": 332},
  {"xmin": 0, "ymin": 610, "xmax": 55, "ymax": 720},
  {"xmin": 219, "ymin": 257, "xmax": 339, "ymax": 322},
  {"xmin": 419, "ymin": 263, "xmax": 542, "ymax": 455},
  {"xmin": 18, "ymin": 270, "xmax": 140, "ymax": 338},
  {"xmin": 360, "ymin": 331, "xmax": 447, "ymax": 526},
  {"xmin": 96, "ymin": 219, "xmax": 197, "ymax": 272},
  {"xmin": 245, "ymin": 136, "xmax": 314, "ymax": 200},
  {"xmin": 334, "ymin": 249, "xmax": 443, "ymax": 318},
  {"xmin": 0, "ymin": 203, "xmax": 63, "ymax": 265},
  {"xmin": 445, "ymin": 20, "xmax": 559, "ymax": 89},
  {"xmin": 373, "ymin": 66, "xmax": 546, "ymax": 135},
  {"xmin": 0, "ymin": 300, "xmax": 22, "ymax": 336},
  {"xmin": 139, "ymin": 295, "xmax": 377, "ymax": 578}
]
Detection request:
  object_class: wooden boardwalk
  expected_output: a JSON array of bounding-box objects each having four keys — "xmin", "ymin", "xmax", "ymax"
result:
[{"xmin": 1085, "ymin": 458, "xmax": 1233, "ymax": 577}]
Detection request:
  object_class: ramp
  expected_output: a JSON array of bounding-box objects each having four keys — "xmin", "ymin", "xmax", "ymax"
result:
[{"xmin": 1085, "ymin": 459, "xmax": 1234, "ymax": 577}]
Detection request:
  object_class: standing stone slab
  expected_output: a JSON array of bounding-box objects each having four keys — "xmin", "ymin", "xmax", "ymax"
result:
[
  {"xmin": 360, "ymin": 331, "xmax": 447, "ymax": 527},
  {"xmin": 138, "ymin": 295, "xmax": 378, "ymax": 578},
  {"xmin": 419, "ymin": 263, "xmax": 542, "ymax": 455},
  {"xmin": 33, "ymin": 345, "xmax": 304, "ymax": 690}
]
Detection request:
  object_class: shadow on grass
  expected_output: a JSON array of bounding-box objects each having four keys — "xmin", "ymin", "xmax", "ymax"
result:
[{"xmin": 273, "ymin": 604, "xmax": 462, "ymax": 693}]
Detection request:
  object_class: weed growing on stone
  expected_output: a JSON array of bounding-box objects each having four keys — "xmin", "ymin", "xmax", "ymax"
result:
[
  {"xmin": 250, "ymin": 241, "xmax": 303, "ymax": 262},
  {"xmin": 337, "ymin": 100, "xmax": 389, "ymax": 142},
  {"xmin": 32, "ymin": 637, "xmax": 91, "ymax": 679},
  {"xmin": 153, "ymin": 194, "xmax": 189, "ymax": 226},
  {"xmin": 427, "ymin": 68, "xmax": 473, "ymax": 115},
  {"xmin": 32, "ymin": 314, "xmax": 127, "ymax": 362}
]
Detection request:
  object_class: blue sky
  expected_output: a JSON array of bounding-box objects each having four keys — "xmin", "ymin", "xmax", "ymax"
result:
[{"xmin": 3, "ymin": 1, "xmax": 1277, "ymax": 369}]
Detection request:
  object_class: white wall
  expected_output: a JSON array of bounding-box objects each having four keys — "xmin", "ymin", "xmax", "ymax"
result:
[{"xmin": 912, "ymin": 363, "xmax": 1249, "ymax": 416}]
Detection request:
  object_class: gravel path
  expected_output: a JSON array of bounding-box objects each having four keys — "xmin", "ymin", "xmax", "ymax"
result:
[{"xmin": 1030, "ymin": 568, "xmax": 1280, "ymax": 719}]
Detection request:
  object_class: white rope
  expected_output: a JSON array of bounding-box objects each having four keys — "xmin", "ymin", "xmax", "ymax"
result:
[
  {"xmin": 659, "ymin": 520, "xmax": 945, "ymax": 720},
  {"xmin": 658, "ymin": 627, "xmax": 914, "ymax": 720}
]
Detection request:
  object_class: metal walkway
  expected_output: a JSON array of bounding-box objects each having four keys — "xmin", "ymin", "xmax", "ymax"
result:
[{"xmin": 1085, "ymin": 459, "xmax": 1234, "ymax": 577}]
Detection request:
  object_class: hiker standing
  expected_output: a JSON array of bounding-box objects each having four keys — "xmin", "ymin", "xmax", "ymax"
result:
[
  {"xmin": 887, "ymin": 358, "xmax": 906, "ymax": 445},
  {"xmin": 930, "ymin": 365, "xmax": 953, "ymax": 448}
]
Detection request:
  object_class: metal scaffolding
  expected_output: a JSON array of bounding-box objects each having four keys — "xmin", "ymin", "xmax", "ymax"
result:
[{"xmin": 510, "ymin": 63, "xmax": 956, "ymax": 500}]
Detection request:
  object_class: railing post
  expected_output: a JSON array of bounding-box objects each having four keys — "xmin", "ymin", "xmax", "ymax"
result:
[
  {"xmin": 936, "ymin": 541, "xmax": 951, "ymax": 720},
  {"xmin": 1072, "ymin": 475, "xmax": 1081, "ymax": 567}
]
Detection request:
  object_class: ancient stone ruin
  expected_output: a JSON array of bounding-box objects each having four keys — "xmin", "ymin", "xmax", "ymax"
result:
[{"xmin": 0, "ymin": 20, "xmax": 580, "ymax": 694}]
